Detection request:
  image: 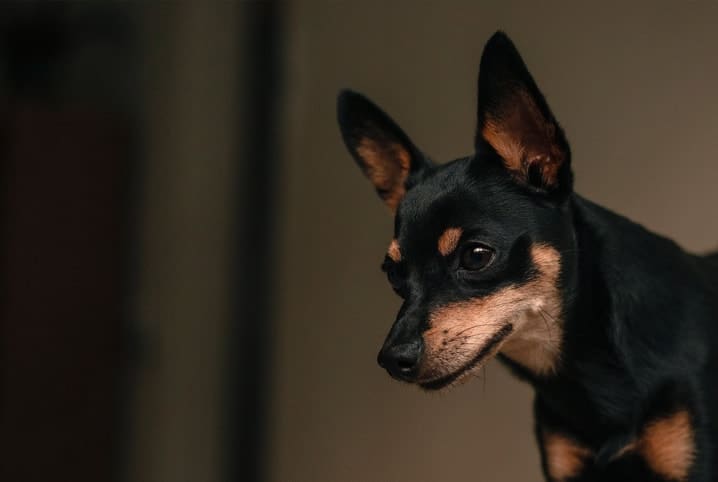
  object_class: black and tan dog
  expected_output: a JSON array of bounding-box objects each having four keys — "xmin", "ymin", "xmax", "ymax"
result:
[{"xmin": 337, "ymin": 32, "xmax": 718, "ymax": 482}]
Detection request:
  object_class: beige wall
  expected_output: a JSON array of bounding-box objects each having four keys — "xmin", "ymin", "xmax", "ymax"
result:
[
  {"xmin": 128, "ymin": 4, "xmax": 240, "ymax": 482},
  {"xmin": 271, "ymin": 3, "xmax": 718, "ymax": 482}
]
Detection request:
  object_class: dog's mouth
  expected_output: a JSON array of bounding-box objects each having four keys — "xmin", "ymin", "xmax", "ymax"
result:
[{"xmin": 418, "ymin": 323, "xmax": 514, "ymax": 390}]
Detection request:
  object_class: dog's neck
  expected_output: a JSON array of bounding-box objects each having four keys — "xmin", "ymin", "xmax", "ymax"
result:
[{"xmin": 505, "ymin": 195, "xmax": 707, "ymax": 441}]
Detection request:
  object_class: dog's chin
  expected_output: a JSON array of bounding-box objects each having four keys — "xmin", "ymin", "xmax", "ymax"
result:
[{"xmin": 417, "ymin": 323, "xmax": 514, "ymax": 391}]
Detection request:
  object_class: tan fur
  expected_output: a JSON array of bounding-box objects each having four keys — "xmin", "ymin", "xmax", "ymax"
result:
[
  {"xmin": 482, "ymin": 118, "xmax": 525, "ymax": 175},
  {"xmin": 641, "ymin": 410, "xmax": 695, "ymax": 480},
  {"xmin": 610, "ymin": 441, "xmax": 637, "ymax": 461},
  {"xmin": 419, "ymin": 244, "xmax": 563, "ymax": 384},
  {"xmin": 481, "ymin": 90, "xmax": 565, "ymax": 188},
  {"xmin": 499, "ymin": 244, "xmax": 563, "ymax": 374},
  {"xmin": 640, "ymin": 410, "xmax": 695, "ymax": 481},
  {"xmin": 609, "ymin": 410, "xmax": 694, "ymax": 480},
  {"xmin": 387, "ymin": 239, "xmax": 401, "ymax": 262},
  {"xmin": 356, "ymin": 137, "xmax": 411, "ymax": 212},
  {"xmin": 437, "ymin": 227, "xmax": 462, "ymax": 256},
  {"xmin": 543, "ymin": 432, "xmax": 591, "ymax": 481}
]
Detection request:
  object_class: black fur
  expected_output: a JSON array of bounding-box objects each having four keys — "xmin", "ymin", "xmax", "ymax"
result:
[{"xmin": 337, "ymin": 31, "xmax": 718, "ymax": 481}]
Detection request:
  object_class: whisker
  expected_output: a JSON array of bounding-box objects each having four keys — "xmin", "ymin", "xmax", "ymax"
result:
[{"xmin": 538, "ymin": 308, "xmax": 553, "ymax": 344}]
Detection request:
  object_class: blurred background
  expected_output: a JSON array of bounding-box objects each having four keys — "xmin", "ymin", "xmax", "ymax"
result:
[{"xmin": 2, "ymin": 2, "xmax": 718, "ymax": 482}]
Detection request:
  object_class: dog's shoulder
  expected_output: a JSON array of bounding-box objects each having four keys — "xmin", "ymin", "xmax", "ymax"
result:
[
  {"xmin": 571, "ymin": 194, "xmax": 713, "ymax": 302},
  {"xmin": 569, "ymin": 193, "xmax": 714, "ymax": 377},
  {"xmin": 698, "ymin": 250, "xmax": 718, "ymax": 283}
]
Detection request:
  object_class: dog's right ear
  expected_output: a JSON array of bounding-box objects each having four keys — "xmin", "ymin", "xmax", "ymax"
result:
[
  {"xmin": 475, "ymin": 32, "xmax": 572, "ymax": 199},
  {"xmin": 337, "ymin": 90, "xmax": 429, "ymax": 213}
]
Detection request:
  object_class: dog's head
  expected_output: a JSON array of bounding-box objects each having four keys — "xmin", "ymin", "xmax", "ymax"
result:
[{"xmin": 337, "ymin": 32, "xmax": 576, "ymax": 390}]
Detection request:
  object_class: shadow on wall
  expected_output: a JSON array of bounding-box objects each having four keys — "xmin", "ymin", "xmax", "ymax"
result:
[{"xmin": 1, "ymin": 3, "xmax": 280, "ymax": 482}]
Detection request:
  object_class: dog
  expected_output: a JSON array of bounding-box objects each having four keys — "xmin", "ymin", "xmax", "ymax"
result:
[{"xmin": 336, "ymin": 31, "xmax": 718, "ymax": 482}]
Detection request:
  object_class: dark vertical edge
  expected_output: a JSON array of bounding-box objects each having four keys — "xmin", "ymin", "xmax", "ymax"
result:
[
  {"xmin": 0, "ymin": 49, "xmax": 9, "ymax": 449},
  {"xmin": 114, "ymin": 7, "xmax": 143, "ymax": 482},
  {"xmin": 226, "ymin": 2, "xmax": 284, "ymax": 482}
]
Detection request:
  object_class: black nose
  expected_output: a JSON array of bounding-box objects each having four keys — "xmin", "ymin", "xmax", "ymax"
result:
[{"xmin": 377, "ymin": 339, "xmax": 423, "ymax": 381}]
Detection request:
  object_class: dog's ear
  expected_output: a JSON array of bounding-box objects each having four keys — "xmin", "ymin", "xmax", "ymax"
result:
[
  {"xmin": 476, "ymin": 32, "xmax": 572, "ymax": 198},
  {"xmin": 337, "ymin": 90, "xmax": 429, "ymax": 213}
]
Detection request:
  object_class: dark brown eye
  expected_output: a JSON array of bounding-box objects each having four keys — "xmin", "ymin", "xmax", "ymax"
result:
[
  {"xmin": 459, "ymin": 243, "xmax": 495, "ymax": 271},
  {"xmin": 381, "ymin": 259, "xmax": 407, "ymax": 296}
]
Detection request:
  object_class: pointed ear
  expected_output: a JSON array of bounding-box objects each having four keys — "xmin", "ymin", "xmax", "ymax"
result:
[
  {"xmin": 476, "ymin": 32, "xmax": 572, "ymax": 197},
  {"xmin": 337, "ymin": 90, "xmax": 429, "ymax": 213}
]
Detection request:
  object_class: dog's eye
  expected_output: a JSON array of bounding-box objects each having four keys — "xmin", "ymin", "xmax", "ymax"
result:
[
  {"xmin": 382, "ymin": 259, "xmax": 407, "ymax": 296},
  {"xmin": 387, "ymin": 267, "xmax": 402, "ymax": 288},
  {"xmin": 459, "ymin": 243, "xmax": 495, "ymax": 271},
  {"xmin": 387, "ymin": 265, "xmax": 406, "ymax": 292}
]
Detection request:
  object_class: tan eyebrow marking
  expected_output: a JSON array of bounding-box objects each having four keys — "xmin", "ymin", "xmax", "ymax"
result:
[
  {"xmin": 387, "ymin": 239, "xmax": 401, "ymax": 262},
  {"xmin": 437, "ymin": 227, "xmax": 463, "ymax": 256}
]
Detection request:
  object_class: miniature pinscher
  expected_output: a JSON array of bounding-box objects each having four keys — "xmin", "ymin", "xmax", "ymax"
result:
[{"xmin": 337, "ymin": 31, "xmax": 718, "ymax": 482}]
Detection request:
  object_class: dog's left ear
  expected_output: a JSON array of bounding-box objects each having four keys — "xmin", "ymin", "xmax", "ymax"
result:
[
  {"xmin": 476, "ymin": 32, "xmax": 572, "ymax": 198},
  {"xmin": 337, "ymin": 90, "xmax": 429, "ymax": 213}
]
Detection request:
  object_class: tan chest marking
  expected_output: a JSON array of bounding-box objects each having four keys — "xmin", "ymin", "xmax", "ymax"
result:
[
  {"xmin": 543, "ymin": 410, "xmax": 695, "ymax": 481},
  {"xmin": 615, "ymin": 409, "xmax": 695, "ymax": 481},
  {"xmin": 543, "ymin": 432, "xmax": 592, "ymax": 481}
]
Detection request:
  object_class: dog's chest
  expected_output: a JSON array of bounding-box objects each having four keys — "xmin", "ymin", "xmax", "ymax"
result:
[{"xmin": 540, "ymin": 408, "xmax": 696, "ymax": 482}]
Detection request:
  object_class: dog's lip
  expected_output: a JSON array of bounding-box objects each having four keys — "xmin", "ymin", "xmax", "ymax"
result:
[{"xmin": 418, "ymin": 323, "xmax": 514, "ymax": 390}]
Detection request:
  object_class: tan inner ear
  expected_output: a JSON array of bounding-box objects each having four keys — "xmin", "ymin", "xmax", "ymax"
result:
[
  {"xmin": 481, "ymin": 90, "xmax": 564, "ymax": 188},
  {"xmin": 356, "ymin": 137, "xmax": 411, "ymax": 212}
]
